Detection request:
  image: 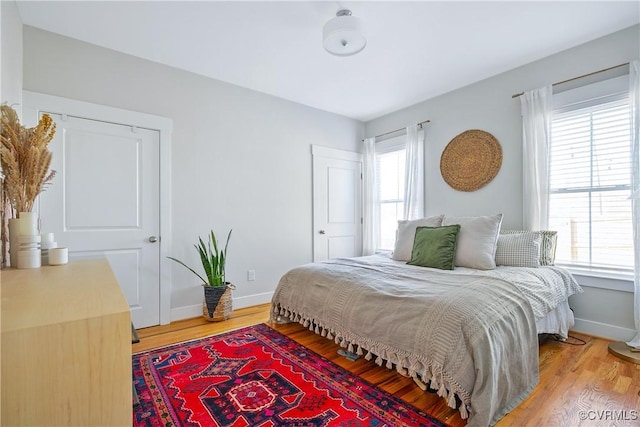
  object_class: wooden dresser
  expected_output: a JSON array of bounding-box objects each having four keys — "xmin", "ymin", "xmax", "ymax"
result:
[{"xmin": 1, "ymin": 259, "xmax": 132, "ymax": 426}]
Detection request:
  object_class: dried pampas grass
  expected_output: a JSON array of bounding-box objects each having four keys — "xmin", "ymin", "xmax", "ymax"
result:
[
  {"xmin": 1, "ymin": 104, "xmax": 57, "ymax": 267},
  {"xmin": 1, "ymin": 104, "xmax": 57, "ymax": 215}
]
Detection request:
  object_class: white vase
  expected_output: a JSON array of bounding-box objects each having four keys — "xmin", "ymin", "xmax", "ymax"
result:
[
  {"xmin": 8, "ymin": 218, "xmax": 20, "ymax": 268},
  {"xmin": 41, "ymin": 232, "xmax": 54, "ymax": 243},
  {"xmin": 41, "ymin": 241, "xmax": 58, "ymax": 266},
  {"xmin": 18, "ymin": 212, "xmax": 38, "ymax": 236},
  {"xmin": 17, "ymin": 249, "xmax": 41, "ymax": 269}
]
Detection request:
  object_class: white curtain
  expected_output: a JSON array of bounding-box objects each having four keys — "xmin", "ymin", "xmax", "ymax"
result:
[
  {"xmin": 627, "ymin": 60, "xmax": 640, "ymax": 349},
  {"xmin": 403, "ymin": 124, "xmax": 424, "ymax": 220},
  {"xmin": 520, "ymin": 86, "xmax": 552, "ymax": 230},
  {"xmin": 362, "ymin": 137, "xmax": 378, "ymax": 256}
]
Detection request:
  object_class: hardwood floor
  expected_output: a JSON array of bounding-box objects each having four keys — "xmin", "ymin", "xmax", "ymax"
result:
[{"xmin": 133, "ymin": 304, "xmax": 640, "ymax": 426}]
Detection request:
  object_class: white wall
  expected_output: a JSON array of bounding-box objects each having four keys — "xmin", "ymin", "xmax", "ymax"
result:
[
  {"xmin": 19, "ymin": 22, "xmax": 640, "ymax": 338},
  {"xmin": 1, "ymin": 0, "xmax": 23, "ymax": 113},
  {"xmin": 364, "ymin": 25, "xmax": 640, "ymax": 340},
  {"xmin": 22, "ymin": 26, "xmax": 364, "ymax": 320}
]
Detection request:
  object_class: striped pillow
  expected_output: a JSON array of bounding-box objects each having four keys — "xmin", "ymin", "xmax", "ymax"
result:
[
  {"xmin": 501, "ymin": 230, "xmax": 558, "ymax": 266},
  {"xmin": 495, "ymin": 232, "xmax": 541, "ymax": 268}
]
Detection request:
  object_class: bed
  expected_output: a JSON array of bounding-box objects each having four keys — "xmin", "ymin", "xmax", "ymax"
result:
[{"xmin": 270, "ymin": 215, "xmax": 583, "ymax": 426}]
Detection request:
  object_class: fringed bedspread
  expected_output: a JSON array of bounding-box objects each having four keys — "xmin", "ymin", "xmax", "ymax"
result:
[{"xmin": 271, "ymin": 255, "xmax": 581, "ymax": 426}]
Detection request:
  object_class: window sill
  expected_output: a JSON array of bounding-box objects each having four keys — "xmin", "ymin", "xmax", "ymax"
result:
[{"xmin": 558, "ymin": 264, "xmax": 634, "ymax": 293}]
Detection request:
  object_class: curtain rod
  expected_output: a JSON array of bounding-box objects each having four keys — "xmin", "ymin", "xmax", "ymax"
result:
[
  {"xmin": 511, "ymin": 62, "xmax": 630, "ymax": 99},
  {"xmin": 363, "ymin": 119, "xmax": 431, "ymax": 141}
]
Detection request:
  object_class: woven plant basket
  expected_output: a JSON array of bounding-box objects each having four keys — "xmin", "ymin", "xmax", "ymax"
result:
[{"xmin": 202, "ymin": 283, "xmax": 235, "ymax": 322}]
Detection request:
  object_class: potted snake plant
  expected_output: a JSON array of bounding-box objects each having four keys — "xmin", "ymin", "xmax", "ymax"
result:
[{"xmin": 168, "ymin": 229, "xmax": 232, "ymax": 320}]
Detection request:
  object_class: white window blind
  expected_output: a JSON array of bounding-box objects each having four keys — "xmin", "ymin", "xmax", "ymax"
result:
[
  {"xmin": 376, "ymin": 136, "xmax": 405, "ymax": 250},
  {"xmin": 549, "ymin": 94, "xmax": 633, "ymax": 271}
]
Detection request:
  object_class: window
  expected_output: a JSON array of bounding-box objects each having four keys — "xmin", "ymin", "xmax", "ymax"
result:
[
  {"xmin": 376, "ymin": 136, "xmax": 405, "ymax": 250},
  {"xmin": 549, "ymin": 77, "xmax": 633, "ymax": 272}
]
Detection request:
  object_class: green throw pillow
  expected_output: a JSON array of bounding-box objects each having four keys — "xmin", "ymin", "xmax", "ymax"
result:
[{"xmin": 407, "ymin": 225, "xmax": 461, "ymax": 270}]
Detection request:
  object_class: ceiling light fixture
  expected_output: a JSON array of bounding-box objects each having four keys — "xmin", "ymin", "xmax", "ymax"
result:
[{"xmin": 322, "ymin": 9, "xmax": 366, "ymax": 57}]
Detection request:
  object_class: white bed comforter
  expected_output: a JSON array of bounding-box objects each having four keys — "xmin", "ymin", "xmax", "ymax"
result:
[{"xmin": 271, "ymin": 254, "xmax": 582, "ymax": 426}]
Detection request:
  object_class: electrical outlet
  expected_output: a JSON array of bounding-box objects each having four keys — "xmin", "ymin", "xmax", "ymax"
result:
[{"xmin": 247, "ymin": 269, "xmax": 256, "ymax": 281}]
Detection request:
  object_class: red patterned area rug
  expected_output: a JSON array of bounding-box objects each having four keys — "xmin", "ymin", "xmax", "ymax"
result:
[{"xmin": 133, "ymin": 323, "xmax": 447, "ymax": 427}]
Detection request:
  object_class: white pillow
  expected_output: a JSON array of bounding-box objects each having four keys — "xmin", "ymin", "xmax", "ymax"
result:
[
  {"xmin": 495, "ymin": 232, "xmax": 541, "ymax": 268},
  {"xmin": 392, "ymin": 215, "xmax": 444, "ymax": 261},
  {"xmin": 442, "ymin": 214, "xmax": 503, "ymax": 269}
]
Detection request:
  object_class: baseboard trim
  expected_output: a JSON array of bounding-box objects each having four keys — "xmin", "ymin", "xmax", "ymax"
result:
[
  {"xmin": 233, "ymin": 291, "xmax": 274, "ymax": 309},
  {"xmin": 170, "ymin": 291, "xmax": 274, "ymax": 323},
  {"xmin": 572, "ymin": 317, "xmax": 636, "ymax": 342}
]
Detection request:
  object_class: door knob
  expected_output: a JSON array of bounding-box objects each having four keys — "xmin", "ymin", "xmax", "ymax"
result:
[
  {"xmin": 148, "ymin": 236, "xmax": 159, "ymax": 243},
  {"xmin": 318, "ymin": 230, "xmax": 326, "ymax": 234}
]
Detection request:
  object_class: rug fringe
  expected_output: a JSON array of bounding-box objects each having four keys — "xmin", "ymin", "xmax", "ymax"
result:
[{"xmin": 274, "ymin": 303, "xmax": 471, "ymax": 420}]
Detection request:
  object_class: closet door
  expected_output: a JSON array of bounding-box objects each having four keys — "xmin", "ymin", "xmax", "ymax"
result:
[
  {"xmin": 39, "ymin": 113, "xmax": 161, "ymax": 328},
  {"xmin": 312, "ymin": 145, "xmax": 363, "ymax": 261}
]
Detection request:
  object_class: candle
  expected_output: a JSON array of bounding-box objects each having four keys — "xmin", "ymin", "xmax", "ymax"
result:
[{"xmin": 49, "ymin": 247, "xmax": 69, "ymax": 265}]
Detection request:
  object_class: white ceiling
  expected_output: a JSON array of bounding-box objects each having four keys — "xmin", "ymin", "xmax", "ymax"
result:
[{"xmin": 15, "ymin": 1, "xmax": 640, "ymax": 122}]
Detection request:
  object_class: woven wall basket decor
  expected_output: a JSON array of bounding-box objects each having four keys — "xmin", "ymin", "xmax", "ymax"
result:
[{"xmin": 440, "ymin": 129, "xmax": 502, "ymax": 192}]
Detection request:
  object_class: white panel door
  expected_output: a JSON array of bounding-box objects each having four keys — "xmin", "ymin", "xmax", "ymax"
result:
[
  {"xmin": 39, "ymin": 114, "xmax": 160, "ymax": 328},
  {"xmin": 312, "ymin": 146, "xmax": 362, "ymax": 261}
]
